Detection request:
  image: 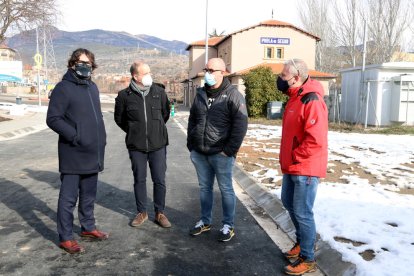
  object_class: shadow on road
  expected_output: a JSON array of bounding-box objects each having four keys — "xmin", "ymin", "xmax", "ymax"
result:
[
  {"xmin": 0, "ymin": 177, "xmax": 61, "ymax": 246},
  {"xmin": 23, "ymin": 168, "xmax": 139, "ymax": 222}
]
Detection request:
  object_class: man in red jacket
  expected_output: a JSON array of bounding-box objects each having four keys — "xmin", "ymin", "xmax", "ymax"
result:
[{"xmin": 276, "ymin": 59, "xmax": 328, "ymax": 275}]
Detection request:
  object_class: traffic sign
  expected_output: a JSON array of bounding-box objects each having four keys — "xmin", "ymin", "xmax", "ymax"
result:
[{"xmin": 34, "ymin": 53, "xmax": 42, "ymax": 69}]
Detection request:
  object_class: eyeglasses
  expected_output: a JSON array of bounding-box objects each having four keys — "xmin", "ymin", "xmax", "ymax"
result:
[
  {"xmin": 76, "ymin": 61, "xmax": 92, "ymax": 68},
  {"xmin": 203, "ymin": 68, "xmax": 221, "ymax": 74},
  {"xmin": 291, "ymin": 59, "xmax": 300, "ymax": 76}
]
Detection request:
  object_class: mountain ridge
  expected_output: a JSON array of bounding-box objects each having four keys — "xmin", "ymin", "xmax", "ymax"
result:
[{"xmin": 6, "ymin": 27, "xmax": 188, "ymax": 52}]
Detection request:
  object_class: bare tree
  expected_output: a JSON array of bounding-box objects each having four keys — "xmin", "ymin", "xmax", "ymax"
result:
[
  {"xmin": 298, "ymin": 0, "xmax": 335, "ymax": 72},
  {"xmin": 363, "ymin": 0, "xmax": 412, "ymax": 63},
  {"xmin": 0, "ymin": 0, "xmax": 58, "ymax": 44},
  {"xmin": 332, "ymin": 0, "xmax": 361, "ymax": 67}
]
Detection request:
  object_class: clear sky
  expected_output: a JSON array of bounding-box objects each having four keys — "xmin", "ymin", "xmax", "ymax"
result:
[{"xmin": 56, "ymin": 0, "xmax": 302, "ymax": 43}]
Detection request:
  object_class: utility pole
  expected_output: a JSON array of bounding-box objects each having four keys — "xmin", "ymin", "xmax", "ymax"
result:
[
  {"xmin": 41, "ymin": 24, "xmax": 58, "ymax": 85},
  {"xmin": 204, "ymin": 0, "xmax": 209, "ymax": 66},
  {"xmin": 36, "ymin": 27, "xmax": 41, "ymax": 107},
  {"xmin": 43, "ymin": 27, "xmax": 47, "ymax": 87},
  {"xmin": 362, "ymin": 21, "xmax": 368, "ymax": 127}
]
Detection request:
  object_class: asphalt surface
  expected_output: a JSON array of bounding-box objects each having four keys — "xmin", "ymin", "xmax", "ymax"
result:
[
  {"xmin": 0, "ymin": 93, "xmax": 115, "ymax": 110},
  {"xmin": 0, "ymin": 112, "xmax": 290, "ymax": 275}
]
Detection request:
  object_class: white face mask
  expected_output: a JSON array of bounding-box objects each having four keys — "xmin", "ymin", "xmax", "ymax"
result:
[{"xmin": 141, "ymin": 74, "xmax": 153, "ymax": 87}]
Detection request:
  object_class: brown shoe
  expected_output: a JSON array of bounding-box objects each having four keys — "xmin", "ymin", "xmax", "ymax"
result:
[
  {"xmin": 154, "ymin": 212, "xmax": 171, "ymax": 228},
  {"xmin": 59, "ymin": 240, "xmax": 85, "ymax": 254},
  {"xmin": 80, "ymin": 229, "xmax": 109, "ymax": 241},
  {"xmin": 131, "ymin": 212, "xmax": 148, "ymax": 227}
]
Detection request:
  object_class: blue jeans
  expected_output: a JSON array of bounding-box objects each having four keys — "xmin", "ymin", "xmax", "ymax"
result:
[
  {"xmin": 281, "ymin": 174, "xmax": 319, "ymax": 261},
  {"xmin": 190, "ymin": 150, "xmax": 236, "ymax": 227}
]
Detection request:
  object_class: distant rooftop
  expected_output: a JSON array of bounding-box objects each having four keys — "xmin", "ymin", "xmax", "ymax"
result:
[{"xmin": 340, "ymin": 62, "xmax": 414, "ymax": 72}]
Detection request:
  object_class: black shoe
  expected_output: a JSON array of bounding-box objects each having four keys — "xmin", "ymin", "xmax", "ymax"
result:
[
  {"xmin": 189, "ymin": 220, "xmax": 211, "ymax": 236},
  {"xmin": 218, "ymin": 224, "xmax": 234, "ymax": 242}
]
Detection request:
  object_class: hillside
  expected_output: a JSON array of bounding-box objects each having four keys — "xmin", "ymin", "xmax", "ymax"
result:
[{"xmin": 5, "ymin": 27, "xmax": 189, "ymax": 89}]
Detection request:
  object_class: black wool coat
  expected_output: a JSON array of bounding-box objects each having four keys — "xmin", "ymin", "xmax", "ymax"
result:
[
  {"xmin": 46, "ymin": 69, "xmax": 106, "ymax": 174},
  {"xmin": 114, "ymin": 83, "xmax": 170, "ymax": 152}
]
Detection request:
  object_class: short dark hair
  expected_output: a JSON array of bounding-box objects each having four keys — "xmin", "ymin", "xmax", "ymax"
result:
[
  {"xmin": 130, "ymin": 61, "xmax": 145, "ymax": 76},
  {"xmin": 67, "ymin": 48, "xmax": 98, "ymax": 70}
]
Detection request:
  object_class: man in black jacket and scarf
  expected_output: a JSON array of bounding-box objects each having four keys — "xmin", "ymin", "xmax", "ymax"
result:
[
  {"xmin": 114, "ymin": 62, "xmax": 171, "ymax": 228},
  {"xmin": 47, "ymin": 48, "xmax": 108, "ymax": 254},
  {"xmin": 188, "ymin": 58, "xmax": 248, "ymax": 242}
]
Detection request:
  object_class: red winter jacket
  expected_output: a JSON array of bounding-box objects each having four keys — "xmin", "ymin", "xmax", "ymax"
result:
[{"xmin": 279, "ymin": 77, "xmax": 328, "ymax": 178}]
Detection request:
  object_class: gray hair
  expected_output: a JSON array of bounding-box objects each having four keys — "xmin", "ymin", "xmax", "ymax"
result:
[{"xmin": 284, "ymin": 59, "xmax": 309, "ymax": 82}]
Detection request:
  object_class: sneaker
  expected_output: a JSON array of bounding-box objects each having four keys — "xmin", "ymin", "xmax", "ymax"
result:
[
  {"xmin": 285, "ymin": 242, "xmax": 301, "ymax": 259},
  {"xmin": 217, "ymin": 224, "xmax": 234, "ymax": 242},
  {"xmin": 154, "ymin": 212, "xmax": 171, "ymax": 228},
  {"xmin": 59, "ymin": 240, "xmax": 85, "ymax": 254},
  {"xmin": 284, "ymin": 256, "xmax": 316, "ymax": 275},
  {"xmin": 189, "ymin": 220, "xmax": 211, "ymax": 236},
  {"xmin": 80, "ymin": 229, "xmax": 109, "ymax": 241},
  {"xmin": 131, "ymin": 212, "xmax": 148, "ymax": 227}
]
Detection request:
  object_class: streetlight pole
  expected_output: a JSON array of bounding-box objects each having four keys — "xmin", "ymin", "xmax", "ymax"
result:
[
  {"xmin": 36, "ymin": 27, "xmax": 41, "ymax": 107},
  {"xmin": 204, "ymin": 0, "xmax": 209, "ymax": 66}
]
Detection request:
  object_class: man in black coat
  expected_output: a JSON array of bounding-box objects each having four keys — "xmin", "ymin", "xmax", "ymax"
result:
[
  {"xmin": 188, "ymin": 58, "xmax": 248, "ymax": 242},
  {"xmin": 47, "ymin": 48, "xmax": 108, "ymax": 254},
  {"xmin": 114, "ymin": 62, "xmax": 171, "ymax": 228}
]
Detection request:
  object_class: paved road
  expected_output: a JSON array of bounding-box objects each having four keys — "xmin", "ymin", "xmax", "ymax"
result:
[
  {"xmin": 0, "ymin": 112, "xmax": 289, "ymax": 275},
  {"xmin": 0, "ymin": 94, "xmax": 114, "ymax": 111}
]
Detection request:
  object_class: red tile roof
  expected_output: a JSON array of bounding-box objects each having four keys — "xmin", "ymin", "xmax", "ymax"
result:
[
  {"xmin": 231, "ymin": 62, "xmax": 336, "ymax": 79},
  {"xmin": 185, "ymin": 36, "xmax": 225, "ymax": 50},
  {"xmin": 186, "ymin": 19, "xmax": 320, "ymax": 50},
  {"xmin": 228, "ymin": 20, "xmax": 320, "ymax": 41}
]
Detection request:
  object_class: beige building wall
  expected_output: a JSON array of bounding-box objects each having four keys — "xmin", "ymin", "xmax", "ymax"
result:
[
  {"xmin": 0, "ymin": 48, "xmax": 16, "ymax": 61},
  {"xmin": 231, "ymin": 76, "xmax": 245, "ymax": 95},
  {"xmin": 217, "ymin": 38, "xmax": 232, "ymax": 70},
  {"xmin": 184, "ymin": 22, "xmax": 334, "ymax": 106},
  {"xmin": 319, "ymin": 79, "xmax": 330, "ymax": 96},
  {"xmin": 188, "ymin": 47, "xmax": 218, "ymax": 78},
  {"xmin": 225, "ymin": 26, "xmax": 316, "ymax": 73}
]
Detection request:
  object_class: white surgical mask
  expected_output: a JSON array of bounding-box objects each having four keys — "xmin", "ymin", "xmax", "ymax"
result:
[{"xmin": 141, "ymin": 74, "xmax": 153, "ymax": 87}]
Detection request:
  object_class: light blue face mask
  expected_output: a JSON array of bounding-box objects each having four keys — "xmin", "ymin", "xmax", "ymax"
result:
[{"xmin": 204, "ymin": 72, "xmax": 217, "ymax": 86}]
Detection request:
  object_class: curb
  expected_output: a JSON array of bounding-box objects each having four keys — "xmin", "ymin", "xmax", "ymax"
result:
[
  {"xmin": 233, "ymin": 165, "xmax": 357, "ymax": 276},
  {"xmin": 0, "ymin": 124, "xmax": 48, "ymax": 141}
]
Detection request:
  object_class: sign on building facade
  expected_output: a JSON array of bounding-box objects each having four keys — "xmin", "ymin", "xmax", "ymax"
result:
[{"xmin": 260, "ymin": 37, "xmax": 290, "ymax": 45}]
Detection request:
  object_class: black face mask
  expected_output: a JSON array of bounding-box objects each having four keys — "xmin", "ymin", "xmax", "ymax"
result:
[
  {"xmin": 74, "ymin": 63, "xmax": 92, "ymax": 79},
  {"xmin": 276, "ymin": 76, "xmax": 289, "ymax": 93}
]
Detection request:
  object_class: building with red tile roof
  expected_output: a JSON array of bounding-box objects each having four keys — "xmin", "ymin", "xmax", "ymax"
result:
[
  {"xmin": 0, "ymin": 44, "xmax": 17, "ymax": 61},
  {"xmin": 183, "ymin": 19, "xmax": 336, "ymax": 106}
]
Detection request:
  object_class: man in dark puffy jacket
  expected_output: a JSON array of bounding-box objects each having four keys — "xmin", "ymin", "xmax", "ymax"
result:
[
  {"xmin": 114, "ymin": 62, "xmax": 171, "ymax": 228},
  {"xmin": 47, "ymin": 48, "xmax": 108, "ymax": 254},
  {"xmin": 276, "ymin": 59, "xmax": 328, "ymax": 275},
  {"xmin": 188, "ymin": 58, "xmax": 248, "ymax": 242}
]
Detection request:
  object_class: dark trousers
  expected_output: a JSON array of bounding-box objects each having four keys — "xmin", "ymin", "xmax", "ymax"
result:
[
  {"xmin": 57, "ymin": 173, "xmax": 98, "ymax": 242},
  {"xmin": 128, "ymin": 147, "xmax": 167, "ymax": 213}
]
